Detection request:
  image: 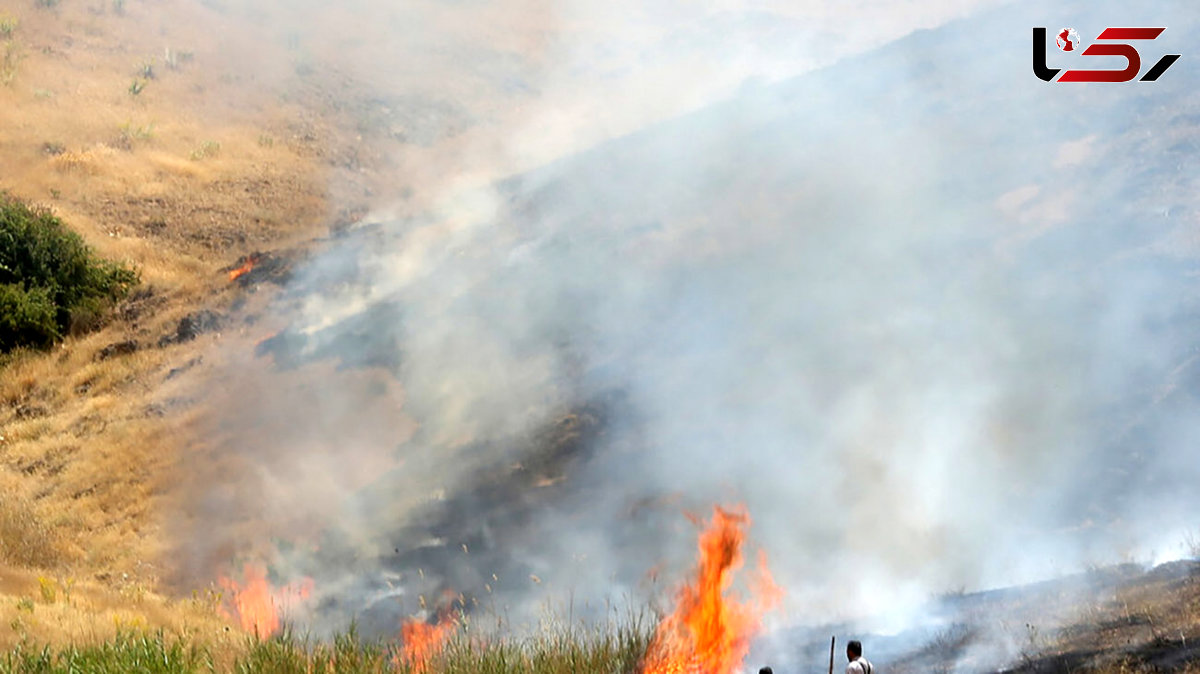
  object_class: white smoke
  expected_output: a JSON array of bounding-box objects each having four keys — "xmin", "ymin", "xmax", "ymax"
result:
[{"xmin": 176, "ymin": 0, "xmax": 1200, "ymax": 669}]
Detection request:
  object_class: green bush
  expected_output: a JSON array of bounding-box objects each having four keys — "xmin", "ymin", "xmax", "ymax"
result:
[
  {"xmin": 0, "ymin": 284, "xmax": 58, "ymax": 351},
  {"xmin": 0, "ymin": 194, "xmax": 138, "ymax": 352}
]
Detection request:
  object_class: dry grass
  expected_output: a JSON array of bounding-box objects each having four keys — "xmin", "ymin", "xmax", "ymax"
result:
[
  {"xmin": 0, "ymin": 0, "xmax": 360, "ymax": 647},
  {"xmin": 982, "ymin": 563, "xmax": 1200, "ymax": 673},
  {"xmin": 0, "ymin": 489, "xmax": 61, "ymax": 569}
]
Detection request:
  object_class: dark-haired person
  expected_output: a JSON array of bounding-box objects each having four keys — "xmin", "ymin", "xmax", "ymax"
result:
[
  {"xmin": 846, "ymin": 639, "xmax": 873, "ymax": 674},
  {"xmin": 759, "ymin": 668, "xmax": 773, "ymax": 674}
]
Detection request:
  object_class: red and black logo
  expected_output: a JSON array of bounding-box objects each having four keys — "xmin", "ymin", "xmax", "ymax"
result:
[{"xmin": 1033, "ymin": 27, "xmax": 1180, "ymax": 82}]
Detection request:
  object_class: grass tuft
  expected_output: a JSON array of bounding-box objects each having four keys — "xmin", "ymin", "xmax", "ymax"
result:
[
  {"xmin": 119, "ymin": 120, "xmax": 156, "ymax": 147},
  {"xmin": 1, "ymin": 40, "xmax": 21, "ymax": 86},
  {"xmin": 189, "ymin": 140, "xmax": 221, "ymax": 161},
  {"xmin": 0, "ymin": 14, "xmax": 16, "ymax": 38}
]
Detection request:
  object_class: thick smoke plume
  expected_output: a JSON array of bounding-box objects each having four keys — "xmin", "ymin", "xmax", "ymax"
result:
[{"xmin": 173, "ymin": 0, "xmax": 1200, "ymax": 669}]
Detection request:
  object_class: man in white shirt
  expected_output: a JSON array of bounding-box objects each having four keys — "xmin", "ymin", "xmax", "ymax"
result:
[{"xmin": 845, "ymin": 639, "xmax": 873, "ymax": 674}]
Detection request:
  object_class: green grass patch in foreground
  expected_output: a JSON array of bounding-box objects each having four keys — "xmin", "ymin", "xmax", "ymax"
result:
[
  {"xmin": 1, "ymin": 631, "xmax": 211, "ymax": 674},
  {"xmin": 0, "ymin": 620, "xmax": 653, "ymax": 674}
]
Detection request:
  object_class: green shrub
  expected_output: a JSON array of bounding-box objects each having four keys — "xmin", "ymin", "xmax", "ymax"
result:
[
  {"xmin": 0, "ymin": 194, "xmax": 138, "ymax": 352},
  {"xmin": 0, "ymin": 284, "xmax": 58, "ymax": 351}
]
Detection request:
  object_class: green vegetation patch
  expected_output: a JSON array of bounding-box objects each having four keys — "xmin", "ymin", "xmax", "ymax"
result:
[
  {"xmin": 0, "ymin": 621, "xmax": 653, "ymax": 674},
  {"xmin": 0, "ymin": 194, "xmax": 138, "ymax": 352},
  {"xmin": 1, "ymin": 632, "xmax": 211, "ymax": 674}
]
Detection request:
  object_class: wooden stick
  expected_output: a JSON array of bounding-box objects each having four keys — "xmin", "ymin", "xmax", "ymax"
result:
[{"xmin": 829, "ymin": 636, "xmax": 836, "ymax": 674}]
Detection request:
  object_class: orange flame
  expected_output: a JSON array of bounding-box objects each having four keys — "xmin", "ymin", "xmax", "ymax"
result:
[
  {"xmin": 218, "ymin": 563, "xmax": 314, "ymax": 637},
  {"xmin": 642, "ymin": 506, "xmax": 782, "ymax": 674},
  {"xmin": 254, "ymin": 331, "xmax": 278, "ymax": 350},
  {"xmin": 228, "ymin": 254, "xmax": 260, "ymax": 282},
  {"xmin": 397, "ymin": 614, "xmax": 456, "ymax": 672}
]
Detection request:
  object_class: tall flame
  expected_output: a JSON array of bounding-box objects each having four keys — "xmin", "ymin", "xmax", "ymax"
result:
[
  {"xmin": 218, "ymin": 563, "xmax": 313, "ymax": 637},
  {"xmin": 398, "ymin": 615, "xmax": 456, "ymax": 672},
  {"xmin": 642, "ymin": 506, "xmax": 782, "ymax": 674}
]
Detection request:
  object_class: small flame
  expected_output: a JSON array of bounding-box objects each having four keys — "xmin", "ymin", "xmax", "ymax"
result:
[
  {"xmin": 228, "ymin": 254, "xmax": 261, "ymax": 282},
  {"xmin": 397, "ymin": 614, "xmax": 456, "ymax": 672},
  {"xmin": 254, "ymin": 331, "xmax": 278, "ymax": 350},
  {"xmin": 642, "ymin": 505, "xmax": 782, "ymax": 674},
  {"xmin": 218, "ymin": 563, "xmax": 313, "ymax": 637}
]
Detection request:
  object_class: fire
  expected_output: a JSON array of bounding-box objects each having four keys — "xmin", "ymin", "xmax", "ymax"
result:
[
  {"xmin": 397, "ymin": 614, "xmax": 456, "ymax": 672},
  {"xmin": 228, "ymin": 253, "xmax": 261, "ymax": 282},
  {"xmin": 218, "ymin": 563, "xmax": 314, "ymax": 637},
  {"xmin": 642, "ymin": 506, "xmax": 782, "ymax": 674}
]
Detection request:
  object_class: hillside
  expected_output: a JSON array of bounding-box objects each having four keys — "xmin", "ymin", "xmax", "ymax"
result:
[
  {"xmin": 1, "ymin": 0, "xmax": 1198, "ymax": 671},
  {"xmin": 0, "ymin": 0, "xmax": 473, "ymax": 649}
]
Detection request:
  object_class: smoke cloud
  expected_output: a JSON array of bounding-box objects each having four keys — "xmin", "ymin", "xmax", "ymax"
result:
[{"xmin": 172, "ymin": 0, "xmax": 1200, "ymax": 668}]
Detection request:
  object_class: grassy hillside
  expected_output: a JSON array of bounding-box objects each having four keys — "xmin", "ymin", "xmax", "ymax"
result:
[
  {"xmin": 1, "ymin": 1, "xmax": 1198, "ymax": 672},
  {"xmin": 0, "ymin": 0, "xmax": 641, "ymax": 656},
  {"xmin": 0, "ymin": 0, "xmax": 390, "ymax": 651}
]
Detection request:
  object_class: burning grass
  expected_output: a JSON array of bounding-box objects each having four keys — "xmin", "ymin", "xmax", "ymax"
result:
[
  {"xmin": 218, "ymin": 563, "xmax": 314, "ymax": 638},
  {"xmin": 226, "ymin": 253, "xmax": 260, "ymax": 282},
  {"xmin": 3, "ymin": 560, "xmax": 1200, "ymax": 673},
  {"xmin": 643, "ymin": 506, "xmax": 781, "ymax": 674},
  {"xmin": 398, "ymin": 615, "xmax": 458, "ymax": 672},
  {"xmin": 185, "ymin": 505, "xmax": 775, "ymax": 674}
]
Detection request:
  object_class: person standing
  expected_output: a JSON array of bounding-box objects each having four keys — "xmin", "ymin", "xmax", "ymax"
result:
[{"xmin": 846, "ymin": 639, "xmax": 873, "ymax": 674}]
